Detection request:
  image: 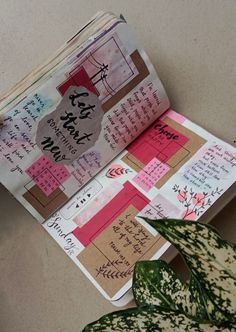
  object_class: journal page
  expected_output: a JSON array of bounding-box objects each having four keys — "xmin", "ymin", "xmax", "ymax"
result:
[
  {"xmin": 43, "ymin": 109, "xmax": 236, "ymax": 301},
  {"xmin": 0, "ymin": 12, "xmax": 169, "ymax": 222}
]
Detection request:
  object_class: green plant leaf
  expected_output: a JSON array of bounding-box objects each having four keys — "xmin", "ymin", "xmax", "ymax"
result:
[
  {"xmin": 133, "ymin": 260, "xmax": 208, "ymax": 319},
  {"xmin": 189, "ymin": 276, "xmax": 227, "ymax": 324},
  {"xmin": 82, "ymin": 306, "xmax": 235, "ymax": 332},
  {"xmin": 143, "ymin": 219, "xmax": 236, "ymax": 322},
  {"xmin": 189, "ymin": 276, "xmax": 228, "ymax": 325},
  {"xmin": 133, "ymin": 260, "xmax": 226, "ymax": 324}
]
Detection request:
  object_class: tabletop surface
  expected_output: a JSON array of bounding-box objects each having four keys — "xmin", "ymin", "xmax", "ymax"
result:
[{"xmin": 0, "ymin": 1, "xmax": 236, "ymax": 331}]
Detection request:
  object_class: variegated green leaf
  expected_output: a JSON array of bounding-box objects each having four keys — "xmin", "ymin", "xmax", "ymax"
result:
[
  {"xmin": 133, "ymin": 260, "xmax": 209, "ymax": 320},
  {"xmin": 133, "ymin": 260, "xmax": 226, "ymax": 324},
  {"xmin": 144, "ymin": 219, "xmax": 236, "ymax": 322},
  {"xmin": 82, "ymin": 306, "xmax": 235, "ymax": 332},
  {"xmin": 189, "ymin": 276, "xmax": 227, "ymax": 324}
]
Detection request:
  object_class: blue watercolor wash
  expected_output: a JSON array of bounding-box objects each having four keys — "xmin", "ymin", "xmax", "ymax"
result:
[{"xmin": 18, "ymin": 92, "xmax": 54, "ymax": 121}]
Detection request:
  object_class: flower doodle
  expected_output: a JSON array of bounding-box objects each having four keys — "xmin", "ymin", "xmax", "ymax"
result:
[{"xmin": 173, "ymin": 185, "xmax": 223, "ymax": 220}]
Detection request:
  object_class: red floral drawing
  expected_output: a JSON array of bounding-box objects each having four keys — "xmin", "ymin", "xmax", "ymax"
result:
[
  {"xmin": 173, "ymin": 185, "xmax": 223, "ymax": 220},
  {"xmin": 105, "ymin": 164, "xmax": 132, "ymax": 179}
]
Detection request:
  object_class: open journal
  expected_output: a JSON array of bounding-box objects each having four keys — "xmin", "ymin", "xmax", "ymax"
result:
[{"xmin": 0, "ymin": 11, "xmax": 236, "ymax": 305}]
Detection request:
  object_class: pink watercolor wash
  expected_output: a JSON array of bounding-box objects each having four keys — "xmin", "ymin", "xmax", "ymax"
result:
[
  {"xmin": 177, "ymin": 191, "xmax": 187, "ymax": 202},
  {"xmin": 192, "ymin": 193, "xmax": 205, "ymax": 206},
  {"xmin": 181, "ymin": 209, "xmax": 197, "ymax": 220},
  {"xmin": 81, "ymin": 36, "xmax": 137, "ymax": 102}
]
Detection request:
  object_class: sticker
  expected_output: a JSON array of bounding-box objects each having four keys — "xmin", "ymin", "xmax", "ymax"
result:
[
  {"xmin": 60, "ymin": 179, "xmax": 103, "ymax": 220},
  {"xmin": 36, "ymin": 86, "xmax": 104, "ymax": 164},
  {"xmin": 26, "ymin": 155, "xmax": 70, "ymax": 196},
  {"xmin": 71, "ymin": 151, "xmax": 102, "ymax": 184},
  {"xmin": 133, "ymin": 158, "xmax": 169, "ymax": 192},
  {"xmin": 73, "ymin": 181, "xmax": 149, "ymax": 246}
]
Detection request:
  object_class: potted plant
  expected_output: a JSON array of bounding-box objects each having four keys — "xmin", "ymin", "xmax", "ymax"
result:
[{"xmin": 83, "ymin": 219, "xmax": 236, "ymax": 331}]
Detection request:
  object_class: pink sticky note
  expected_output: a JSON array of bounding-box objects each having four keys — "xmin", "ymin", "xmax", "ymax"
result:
[
  {"xmin": 128, "ymin": 119, "xmax": 189, "ymax": 166},
  {"xmin": 26, "ymin": 155, "xmax": 70, "ymax": 196},
  {"xmin": 33, "ymin": 169, "xmax": 61, "ymax": 196},
  {"xmin": 161, "ymin": 109, "xmax": 186, "ymax": 124},
  {"xmin": 133, "ymin": 158, "xmax": 170, "ymax": 192}
]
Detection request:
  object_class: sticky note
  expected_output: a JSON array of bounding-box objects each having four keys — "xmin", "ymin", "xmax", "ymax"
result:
[
  {"xmin": 26, "ymin": 155, "xmax": 70, "ymax": 196},
  {"xmin": 133, "ymin": 158, "xmax": 169, "ymax": 192}
]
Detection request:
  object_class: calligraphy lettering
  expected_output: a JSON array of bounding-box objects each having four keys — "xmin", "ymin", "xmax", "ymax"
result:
[
  {"xmin": 69, "ymin": 91, "xmax": 96, "ymax": 119},
  {"xmin": 154, "ymin": 123, "xmax": 179, "ymax": 140}
]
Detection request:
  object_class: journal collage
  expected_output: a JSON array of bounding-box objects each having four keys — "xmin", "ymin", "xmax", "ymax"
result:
[{"xmin": 0, "ymin": 11, "xmax": 235, "ymax": 305}]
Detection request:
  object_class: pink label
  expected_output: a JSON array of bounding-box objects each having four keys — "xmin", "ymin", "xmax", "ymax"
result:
[
  {"xmin": 128, "ymin": 119, "xmax": 189, "ymax": 166},
  {"xmin": 26, "ymin": 155, "xmax": 70, "ymax": 196},
  {"xmin": 57, "ymin": 67, "xmax": 98, "ymax": 96},
  {"xmin": 133, "ymin": 158, "xmax": 169, "ymax": 192},
  {"xmin": 73, "ymin": 182, "xmax": 149, "ymax": 246},
  {"xmin": 161, "ymin": 109, "xmax": 186, "ymax": 124}
]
